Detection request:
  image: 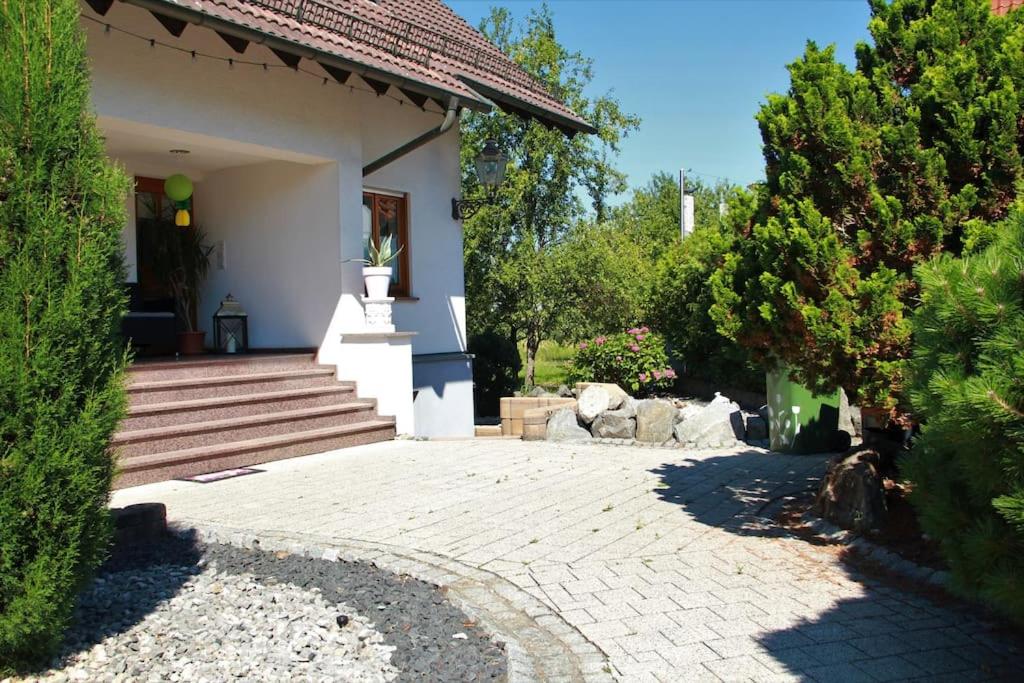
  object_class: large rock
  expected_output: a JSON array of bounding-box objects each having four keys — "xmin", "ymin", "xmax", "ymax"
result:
[
  {"xmin": 676, "ymin": 401, "xmax": 705, "ymax": 424},
  {"xmin": 813, "ymin": 448, "xmax": 887, "ymax": 533},
  {"xmin": 616, "ymin": 396, "xmax": 638, "ymax": 418},
  {"xmin": 575, "ymin": 382, "xmax": 628, "ymax": 410},
  {"xmin": 635, "ymin": 399, "xmax": 676, "ymax": 443},
  {"xmin": 556, "ymin": 384, "xmax": 574, "ymax": 398},
  {"xmin": 578, "ymin": 385, "xmax": 612, "ymax": 423},
  {"xmin": 591, "ymin": 410, "xmax": 636, "ymax": 439},
  {"xmin": 673, "ymin": 394, "xmax": 745, "ymax": 448},
  {"xmin": 545, "ymin": 408, "xmax": 592, "ymax": 443}
]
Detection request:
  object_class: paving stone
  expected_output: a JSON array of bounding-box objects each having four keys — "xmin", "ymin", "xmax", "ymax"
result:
[{"xmin": 111, "ymin": 439, "xmax": 1024, "ymax": 683}]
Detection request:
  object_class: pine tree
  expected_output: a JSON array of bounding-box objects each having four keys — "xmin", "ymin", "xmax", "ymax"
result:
[
  {"xmin": 710, "ymin": 0, "xmax": 1024, "ymax": 411},
  {"xmin": 905, "ymin": 208, "xmax": 1024, "ymax": 623},
  {"xmin": 0, "ymin": 0, "xmax": 129, "ymax": 670}
]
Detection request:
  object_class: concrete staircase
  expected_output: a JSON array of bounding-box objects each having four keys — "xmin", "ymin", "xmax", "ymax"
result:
[{"xmin": 113, "ymin": 354, "xmax": 395, "ymax": 488}]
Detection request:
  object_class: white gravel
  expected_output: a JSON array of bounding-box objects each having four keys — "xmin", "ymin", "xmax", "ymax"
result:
[{"xmin": 21, "ymin": 563, "xmax": 398, "ymax": 683}]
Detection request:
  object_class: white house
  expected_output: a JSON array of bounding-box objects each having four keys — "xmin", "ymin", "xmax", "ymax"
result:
[{"xmin": 81, "ymin": 0, "xmax": 592, "ymax": 461}]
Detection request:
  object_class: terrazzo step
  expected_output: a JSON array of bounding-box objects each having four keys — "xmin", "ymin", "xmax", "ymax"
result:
[
  {"xmin": 113, "ymin": 402, "xmax": 380, "ymax": 458},
  {"xmin": 120, "ymin": 385, "xmax": 359, "ymax": 431},
  {"xmin": 129, "ymin": 353, "xmax": 317, "ymax": 381},
  {"xmin": 127, "ymin": 368, "xmax": 338, "ymax": 405},
  {"xmin": 114, "ymin": 419, "xmax": 396, "ymax": 489}
]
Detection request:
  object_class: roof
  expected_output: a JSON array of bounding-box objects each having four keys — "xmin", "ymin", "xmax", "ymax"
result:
[
  {"xmin": 992, "ymin": 0, "xmax": 1024, "ymax": 15},
  {"xmin": 106, "ymin": 0, "xmax": 595, "ymax": 135}
]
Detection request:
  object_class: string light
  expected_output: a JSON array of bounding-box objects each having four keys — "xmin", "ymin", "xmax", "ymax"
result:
[{"xmin": 81, "ymin": 14, "xmax": 440, "ymax": 113}]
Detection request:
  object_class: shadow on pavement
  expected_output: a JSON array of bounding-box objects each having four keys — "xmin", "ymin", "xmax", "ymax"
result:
[{"xmin": 649, "ymin": 450, "xmax": 1024, "ymax": 680}]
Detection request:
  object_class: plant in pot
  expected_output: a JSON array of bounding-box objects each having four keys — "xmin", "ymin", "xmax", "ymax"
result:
[
  {"xmin": 358, "ymin": 235, "xmax": 403, "ymax": 299},
  {"xmin": 142, "ymin": 217, "xmax": 213, "ymax": 354}
]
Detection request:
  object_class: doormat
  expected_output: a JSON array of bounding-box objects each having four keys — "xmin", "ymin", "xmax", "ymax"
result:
[{"xmin": 178, "ymin": 467, "xmax": 264, "ymax": 483}]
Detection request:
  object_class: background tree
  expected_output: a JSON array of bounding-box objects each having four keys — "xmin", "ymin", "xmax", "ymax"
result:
[
  {"xmin": 0, "ymin": 0, "xmax": 129, "ymax": 670},
  {"xmin": 710, "ymin": 0, "xmax": 1024, "ymax": 411},
  {"xmin": 461, "ymin": 4, "xmax": 638, "ymax": 388},
  {"xmin": 904, "ymin": 207, "xmax": 1024, "ymax": 624}
]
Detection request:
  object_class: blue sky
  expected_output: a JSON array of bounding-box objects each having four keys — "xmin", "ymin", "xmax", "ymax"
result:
[{"xmin": 449, "ymin": 0, "xmax": 873, "ymax": 199}]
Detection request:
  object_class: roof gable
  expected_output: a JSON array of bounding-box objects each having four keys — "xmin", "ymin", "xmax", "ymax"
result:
[
  {"xmin": 992, "ymin": 0, "xmax": 1024, "ymax": 15},
  {"xmin": 96, "ymin": 0, "xmax": 595, "ymax": 135}
]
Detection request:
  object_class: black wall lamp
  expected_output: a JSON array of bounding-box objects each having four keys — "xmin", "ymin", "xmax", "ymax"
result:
[{"xmin": 452, "ymin": 138, "xmax": 508, "ymax": 220}]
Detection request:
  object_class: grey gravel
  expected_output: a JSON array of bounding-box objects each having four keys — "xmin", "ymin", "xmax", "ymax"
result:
[{"xmin": 19, "ymin": 535, "xmax": 506, "ymax": 683}]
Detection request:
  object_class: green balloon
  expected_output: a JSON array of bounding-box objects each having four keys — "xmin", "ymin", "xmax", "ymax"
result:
[{"xmin": 164, "ymin": 174, "xmax": 193, "ymax": 202}]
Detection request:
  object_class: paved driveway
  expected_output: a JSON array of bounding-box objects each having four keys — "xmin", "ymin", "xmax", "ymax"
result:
[{"xmin": 113, "ymin": 440, "xmax": 1022, "ymax": 681}]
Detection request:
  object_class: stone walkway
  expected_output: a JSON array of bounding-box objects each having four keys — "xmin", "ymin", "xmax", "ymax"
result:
[{"xmin": 112, "ymin": 440, "xmax": 1023, "ymax": 682}]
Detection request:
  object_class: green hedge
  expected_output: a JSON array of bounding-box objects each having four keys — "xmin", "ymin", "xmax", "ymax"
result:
[
  {"xmin": 0, "ymin": 0, "xmax": 130, "ymax": 671},
  {"xmin": 905, "ymin": 210, "xmax": 1024, "ymax": 624}
]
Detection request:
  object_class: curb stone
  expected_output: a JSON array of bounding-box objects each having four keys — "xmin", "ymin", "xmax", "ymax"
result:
[
  {"xmin": 798, "ymin": 511, "xmax": 951, "ymax": 588},
  {"xmin": 167, "ymin": 522, "xmax": 615, "ymax": 683}
]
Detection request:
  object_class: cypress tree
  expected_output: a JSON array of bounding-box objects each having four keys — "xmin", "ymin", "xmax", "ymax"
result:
[
  {"xmin": 0, "ymin": 0, "xmax": 129, "ymax": 670},
  {"xmin": 905, "ymin": 208, "xmax": 1024, "ymax": 623},
  {"xmin": 710, "ymin": 0, "xmax": 1024, "ymax": 411}
]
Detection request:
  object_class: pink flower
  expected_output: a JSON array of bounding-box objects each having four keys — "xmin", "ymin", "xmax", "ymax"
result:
[
  {"xmin": 595, "ymin": 336, "xmax": 607, "ymax": 345},
  {"xmin": 630, "ymin": 344, "xmax": 640, "ymax": 352},
  {"xmin": 640, "ymin": 326, "xmax": 650, "ymax": 334},
  {"xmin": 636, "ymin": 334, "xmax": 646, "ymax": 342},
  {"xmin": 639, "ymin": 373, "xmax": 649, "ymax": 383},
  {"xmin": 653, "ymin": 370, "xmax": 663, "ymax": 380},
  {"xmin": 579, "ymin": 341, "xmax": 588, "ymax": 350},
  {"xmin": 615, "ymin": 355, "xmax": 623, "ymax": 362},
  {"xmin": 664, "ymin": 368, "xmax": 676, "ymax": 379},
  {"xmin": 627, "ymin": 327, "xmax": 640, "ymax": 335}
]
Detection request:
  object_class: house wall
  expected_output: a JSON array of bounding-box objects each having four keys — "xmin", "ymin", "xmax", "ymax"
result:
[
  {"xmin": 194, "ymin": 162, "xmax": 341, "ymax": 349},
  {"xmin": 83, "ymin": 1, "xmax": 474, "ymax": 435}
]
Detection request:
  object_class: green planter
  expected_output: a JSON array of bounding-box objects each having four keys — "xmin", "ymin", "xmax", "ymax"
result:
[{"xmin": 766, "ymin": 368, "xmax": 842, "ymax": 454}]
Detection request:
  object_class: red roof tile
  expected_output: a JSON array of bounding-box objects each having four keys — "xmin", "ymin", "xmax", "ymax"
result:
[
  {"xmin": 992, "ymin": 0, "xmax": 1024, "ymax": 15},
  {"xmin": 123, "ymin": 0, "xmax": 595, "ymax": 134}
]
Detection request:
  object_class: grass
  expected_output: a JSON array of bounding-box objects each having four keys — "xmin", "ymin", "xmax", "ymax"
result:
[{"xmin": 518, "ymin": 340, "xmax": 575, "ymax": 389}]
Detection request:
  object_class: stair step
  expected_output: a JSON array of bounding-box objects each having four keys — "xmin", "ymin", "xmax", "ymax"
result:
[
  {"xmin": 120, "ymin": 385, "xmax": 358, "ymax": 431},
  {"xmin": 129, "ymin": 353, "xmax": 316, "ymax": 381},
  {"xmin": 113, "ymin": 402, "xmax": 380, "ymax": 458},
  {"xmin": 128, "ymin": 368, "xmax": 337, "ymax": 404},
  {"xmin": 114, "ymin": 419, "xmax": 396, "ymax": 489}
]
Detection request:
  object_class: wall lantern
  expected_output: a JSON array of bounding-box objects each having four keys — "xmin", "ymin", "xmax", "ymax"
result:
[
  {"xmin": 164, "ymin": 173, "xmax": 194, "ymax": 227},
  {"xmin": 213, "ymin": 294, "xmax": 248, "ymax": 354},
  {"xmin": 451, "ymin": 138, "xmax": 508, "ymax": 220}
]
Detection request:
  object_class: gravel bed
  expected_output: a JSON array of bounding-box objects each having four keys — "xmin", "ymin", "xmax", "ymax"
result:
[{"xmin": 22, "ymin": 534, "xmax": 506, "ymax": 682}]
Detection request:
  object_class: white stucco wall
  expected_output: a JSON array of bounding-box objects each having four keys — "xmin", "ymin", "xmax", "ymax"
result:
[
  {"xmin": 84, "ymin": 1, "xmax": 473, "ymax": 433},
  {"xmin": 195, "ymin": 161, "xmax": 342, "ymax": 349}
]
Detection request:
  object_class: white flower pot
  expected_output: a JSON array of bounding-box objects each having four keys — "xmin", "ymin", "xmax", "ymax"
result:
[{"xmin": 363, "ymin": 266, "xmax": 392, "ymax": 299}]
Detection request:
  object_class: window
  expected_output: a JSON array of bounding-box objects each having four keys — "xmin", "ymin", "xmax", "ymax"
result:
[{"xmin": 362, "ymin": 190, "xmax": 410, "ymax": 298}]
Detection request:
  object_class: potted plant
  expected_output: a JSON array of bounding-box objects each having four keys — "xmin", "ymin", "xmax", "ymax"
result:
[
  {"xmin": 358, "ymin": 234, "xmax": 403, "ymax": 299},
  {"xmin": 142, "ymin": 217, "xmax": 213, "ymax": 355}
]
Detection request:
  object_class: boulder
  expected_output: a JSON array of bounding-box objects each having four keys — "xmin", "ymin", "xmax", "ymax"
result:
[
  {"xmin": 591, "ymin": 410, "xmax": 636, "ymax": 439},
  {"xmin": 676, "ymin": 401, "xmax": 704, "ymax": 424},
  {"xmin": 673, "ymin": 395, "xmax": 744, "ymax": 448},
  {"xmin": 635, "ymin": 399, "xmax": 676, "ymax": 443},
  {"xmin": 556, "ymin": 384, "xmax": 574, "ymax": 398},
  {"xmin": 577, "ymin": 385, "xmax": 612, "ymax": 423},
  {"xmin": 528, "ymin": 386, "xmax": 551, "ymax": 398},
  {"xmin": 616, "ymin": 396, "xmax": 638, "ymax": 418},
  {"xmin": 744, "ymin": 414, "xmax": 768, "ymax": 441},
  {"xmin": 545, "ymin": 408, "xmax": 592, "ymax": 443},
  {"xmin": 575, "ymin": 382, "xmax": 628, "ymax": 410},
  {"xmin": 812, "ymin": 448, "xmax": 888, "ymax": 533}
]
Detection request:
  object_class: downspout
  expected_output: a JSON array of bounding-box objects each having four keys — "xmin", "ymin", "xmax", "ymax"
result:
[{"xmin": 363, "ymin": 97, "xmax": 459, "ymax": 177}]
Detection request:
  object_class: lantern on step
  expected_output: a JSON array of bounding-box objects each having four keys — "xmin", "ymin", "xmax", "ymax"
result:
[
  {"xmin": 164, "ymin": 173, "xmax": 194, "ymax": 227},
  {"xmin": 213, "ymin": 294, "xmax": 248, "ymax": 354}
]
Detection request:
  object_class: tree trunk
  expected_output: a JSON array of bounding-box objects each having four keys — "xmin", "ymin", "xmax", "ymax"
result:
[{"xmin": 525, "ymin": 327, "xmax": 540, "ymax": 388}]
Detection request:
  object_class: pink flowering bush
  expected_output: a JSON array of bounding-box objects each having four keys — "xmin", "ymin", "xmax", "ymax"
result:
[{"xmin": 570, "ymin": 328, "xmax": 675, "ymax": 394}]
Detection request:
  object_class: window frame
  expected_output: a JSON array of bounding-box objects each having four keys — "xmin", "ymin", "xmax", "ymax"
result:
[{"xmin": 362, "ymin": 189, "xmax": 411, "ymax": 298}]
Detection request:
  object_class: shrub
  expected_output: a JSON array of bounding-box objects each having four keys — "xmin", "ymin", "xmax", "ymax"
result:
[
  {"xmin": 648, "ymin": 192, "xmax": 762, "ymax": 392},
  {"xmin": 469, "ymin": 330, "xmax": 521, "ymax": 417},
  {"xmin": 0, "ymin": 0, "xmax": 130, "ymax": 671},
  {"xmin": 904, "ymin": 210, "xmax": 1024, "ymax": 624},
  {"xmin": 569, "ymin": 328, "xmax": 674, "ymax": 395},
  {"xmin": 711, "ymin": 0, "xmax": 1024, "ymax": 411}
]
